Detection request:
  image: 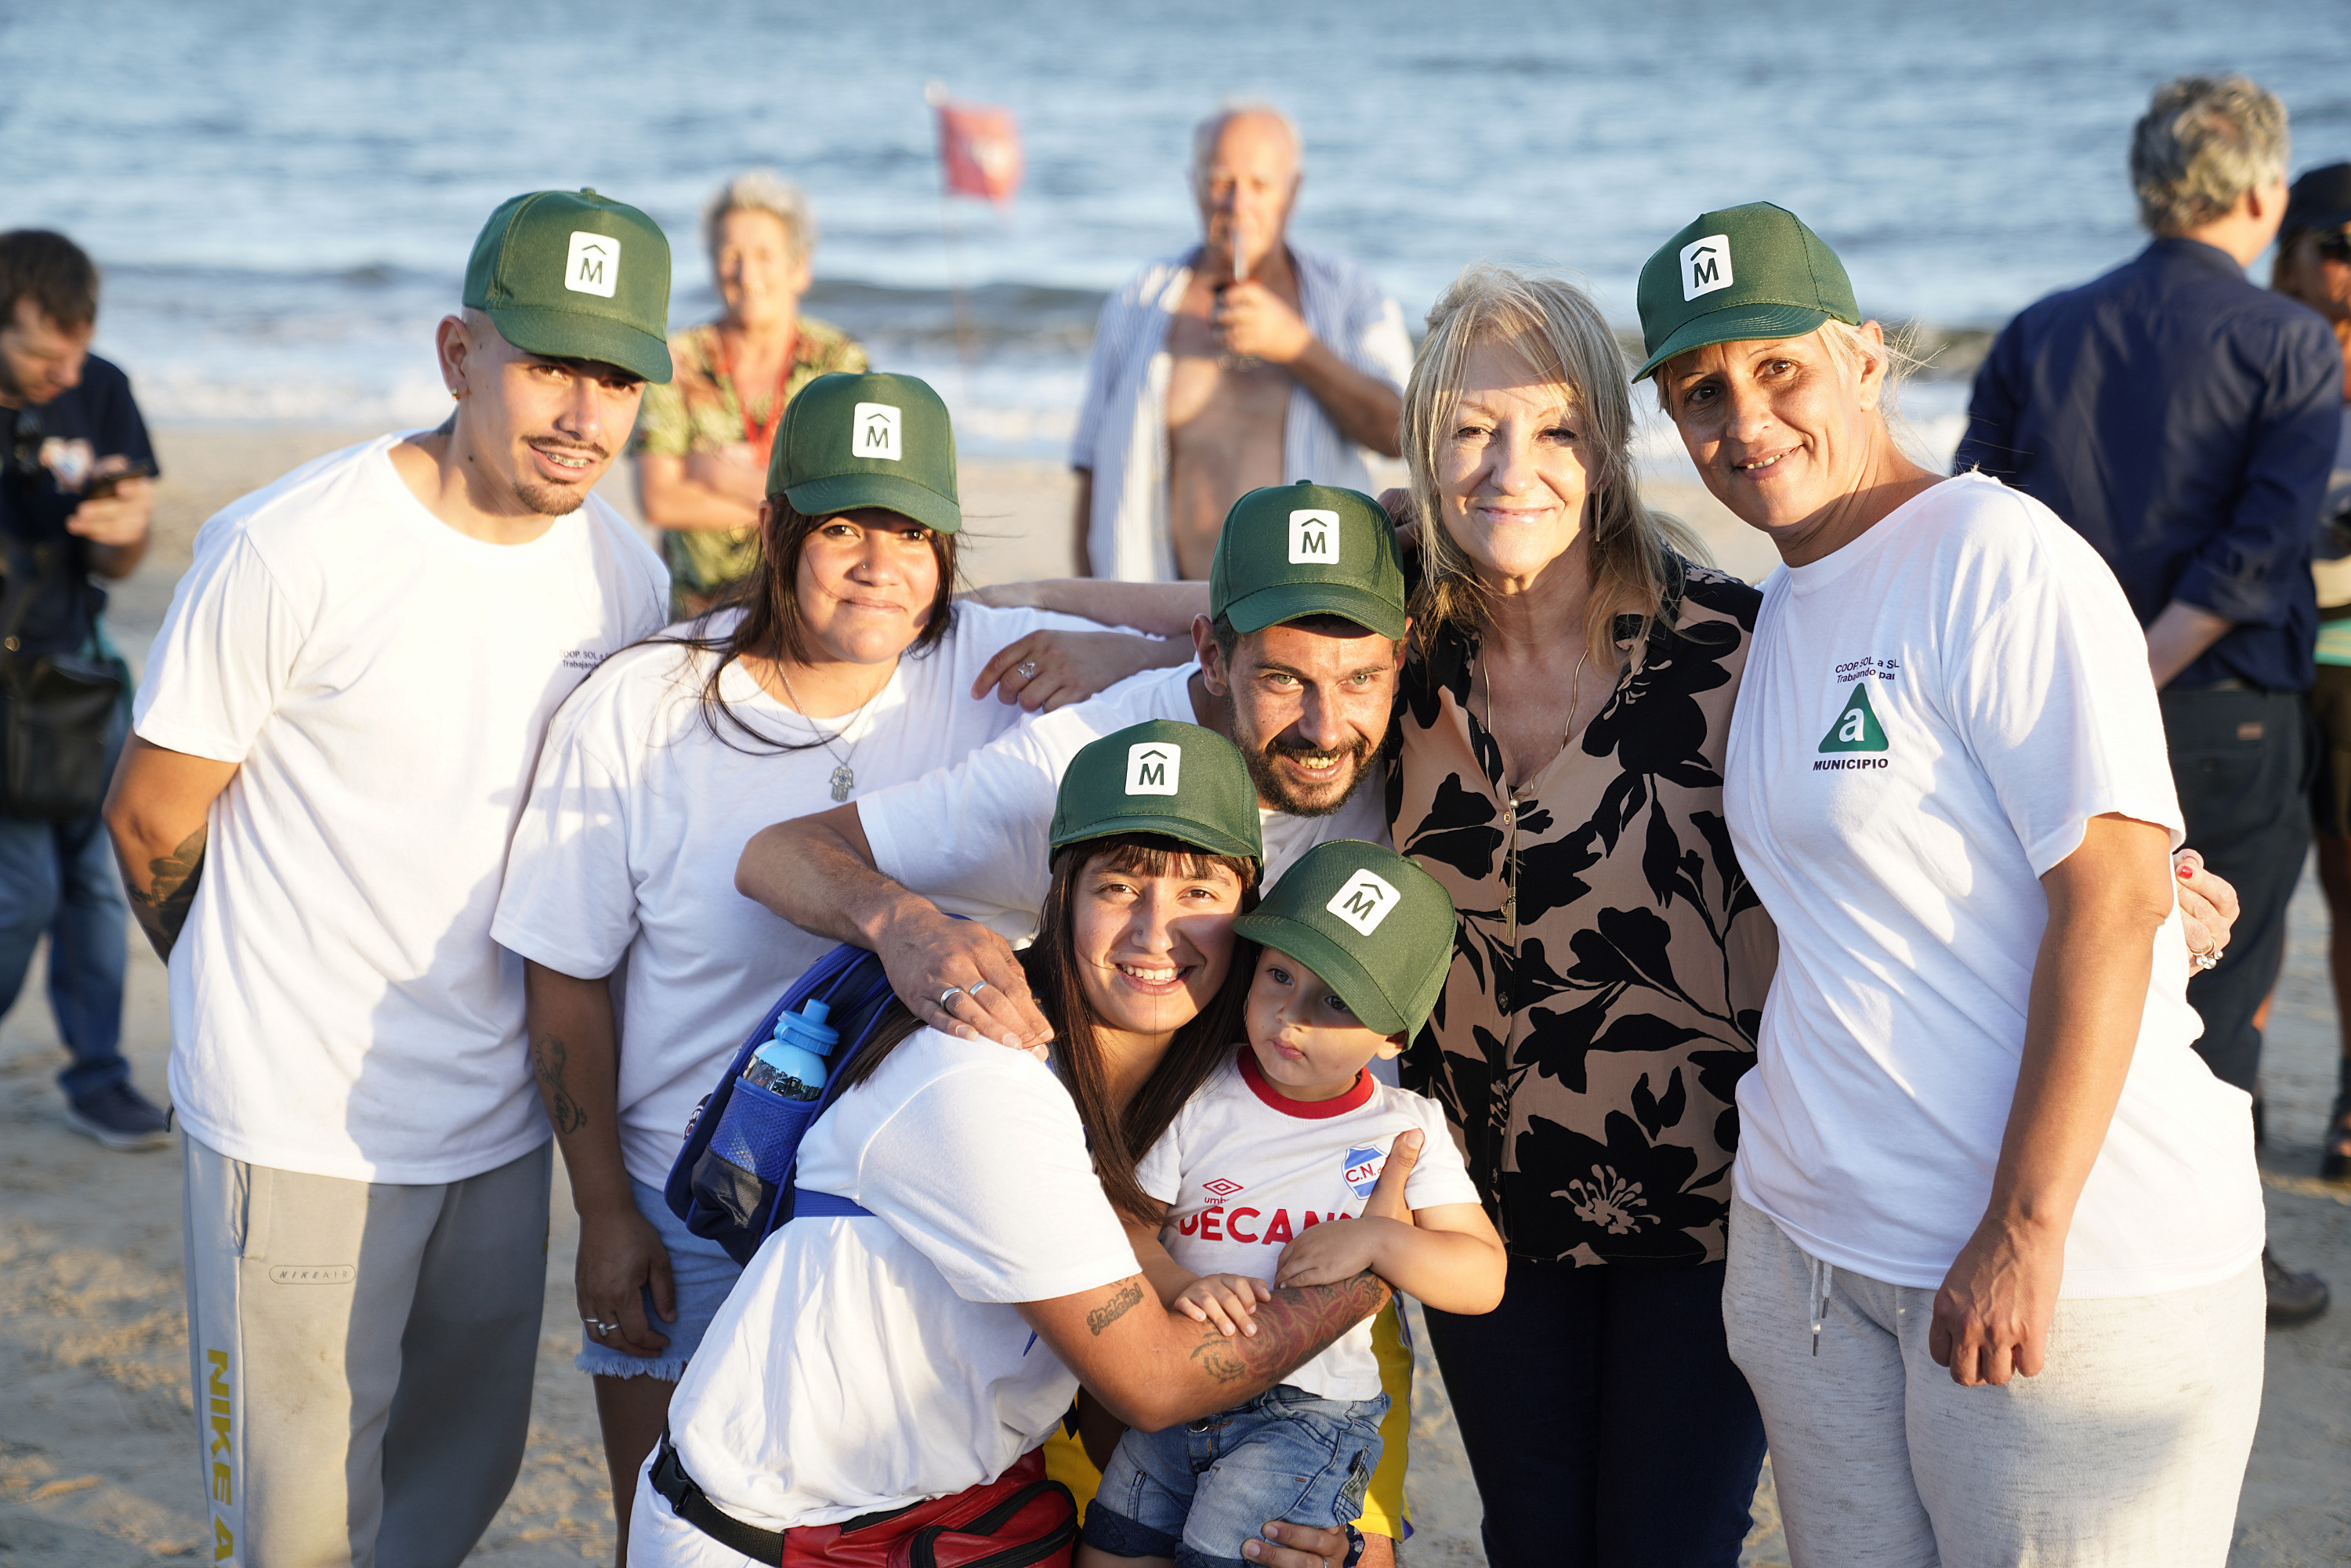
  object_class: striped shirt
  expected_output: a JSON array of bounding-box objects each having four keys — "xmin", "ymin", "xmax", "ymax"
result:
[{"xmin": 1070, "ymin": 244, "xmax": 1413, "ymax": 581}]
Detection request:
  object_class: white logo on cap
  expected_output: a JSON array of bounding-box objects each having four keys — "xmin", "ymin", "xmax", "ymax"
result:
[
  {"xmin": 1326, "ymin": 868, "xmax": 1400, "ymax": 936},
  {"xmin": 565, "ymin": 232, "xmax": 619, "ymax": 298},
  {"xmin": 1289, "ymin": 509, "xmax": 1341, "ymax": 565},
  {"xmin": 1125, "ymin": 741, "xmax": 1181, "ymax": 795},
  {"xmin": 1679, "ymin": 234, "xmax": 1733, "ymax": 302},
  {"xmin": 853, "ymin": 403, "xmax": 902, "ymax": 462}
]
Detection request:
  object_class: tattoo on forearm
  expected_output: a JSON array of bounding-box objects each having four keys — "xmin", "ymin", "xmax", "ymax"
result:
[
  {"xmin": 125, "ymin": 826, "xmax": 208, "ymax": 961},
  {"xmin": 1087, "ymin": 1280, "xmax": 1144, "ymax": 1335},
  {"xmin": 532, "ymin": 1032, "xmax": 589, "ymax": 1134},
  {"xmin": 1189, "ymin": 1273, "xmax": 1392, "ymax": 1385}
]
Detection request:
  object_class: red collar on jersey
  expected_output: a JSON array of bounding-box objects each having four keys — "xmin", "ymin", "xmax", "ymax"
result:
[{"xmin": 1236, "ymin": 1045, "xmax": 1375, "ymax": 1119}]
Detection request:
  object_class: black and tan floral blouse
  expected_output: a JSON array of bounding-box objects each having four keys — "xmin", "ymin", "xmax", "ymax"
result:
[{"xmin": 1387, "ymin": 559, "xmax": 1775, "ymax": 1267}]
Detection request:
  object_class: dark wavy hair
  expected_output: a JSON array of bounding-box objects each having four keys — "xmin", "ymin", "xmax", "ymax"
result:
[
  {"xmin": 838, "ymin": 833, "xmax": 1262, "ymax": 1222},
  {"xmin": 657, "ymin": 496, "xmax": 961, "ymax": 753}
]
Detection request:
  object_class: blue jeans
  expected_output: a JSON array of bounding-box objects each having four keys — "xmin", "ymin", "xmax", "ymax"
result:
[
  {"xmin": 1084, "ymin": 1384, "xmax": 1386, "ymax": 1568},
  {"xmin": 1422, "ymin": 1257, "xmax": 1766, "ymax": 1568},
  {"xmin": 573, "ymin": 1178, "xmax": 743, "ymax": 1382},
  {"xmin": 0, "ymin": 705, "xmax": 129, "ymax": 1102}
]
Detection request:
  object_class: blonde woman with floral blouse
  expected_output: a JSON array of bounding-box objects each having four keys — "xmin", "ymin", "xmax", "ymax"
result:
[
  {"xmin": 634, "ymin": 170, "xmax": 867, "ymax": 614},
  {"xmin": 1384, "ymin": 266, "xmax": 1770, "ymax": 1568}
]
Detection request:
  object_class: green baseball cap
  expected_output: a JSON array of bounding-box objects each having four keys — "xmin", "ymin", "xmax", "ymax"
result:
[
  {"xmin": 1632, "ymin": 202, "xmax": 1858, "ymax": 382},
  {"xmin": 1233, "ymin": 839, "xmax": 1456, "ymax": 1037},
  {"xmin": 768, "ymin": 371, "xmax": 961, "ymax": 535},
  {"xmin": 464, "ymin": 190, "xmax": 673, "ymax": 384},
  {"xmin": 1210, "ymin": 482, "xmax": 1407, "ymax": 642},
  {"xmin": 1048, "ymin": 720, "xmax": 1263, "ymax": 864}
]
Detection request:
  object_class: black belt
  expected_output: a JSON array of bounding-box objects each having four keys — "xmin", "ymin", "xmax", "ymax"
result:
[
  {"xmin": 652, "ymin": 1432, "xmax": 784, "ymax": 1564},
  {"xmin": 650, "ymin": 1430, "xmax": 917, "ymax": 1563},
  {"xmin": 2165, "ymin": 679, "xmax": 2280, "ymax": 695}
]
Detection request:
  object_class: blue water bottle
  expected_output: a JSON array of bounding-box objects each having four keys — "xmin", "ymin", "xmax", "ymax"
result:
[{"xmin": 740, "ymin": 998, "xmax": 840, "ymax": 1102}]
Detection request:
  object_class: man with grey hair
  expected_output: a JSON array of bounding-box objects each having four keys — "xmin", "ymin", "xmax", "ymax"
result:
[
  {"xmin": 1957, "ymin": 74, "xmax": 2341, "ymax": 1325},
  {"xmin": 1071, "ymin": 104, "xmax": 1410, "ymax": 579}
]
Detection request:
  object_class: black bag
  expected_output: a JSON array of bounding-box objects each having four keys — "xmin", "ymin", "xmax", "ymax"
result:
[{"xmin": 0, "ymin": 542, "xmax": 123, "ymax": 822}]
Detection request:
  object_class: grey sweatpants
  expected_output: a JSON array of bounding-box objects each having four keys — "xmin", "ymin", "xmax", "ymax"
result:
[
  {"xmin": 182, "ymin": 1132, "xmax": 552, "ymax": 1568},
  {"xmin": 1722, "ymin": 1196, "xmax": 2262, "ymax": 1568}
]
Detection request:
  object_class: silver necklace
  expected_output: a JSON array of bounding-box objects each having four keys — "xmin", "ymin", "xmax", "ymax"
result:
[{"xmin": 773, "ymin": 662, "xmax": 882, "ymax": 802}]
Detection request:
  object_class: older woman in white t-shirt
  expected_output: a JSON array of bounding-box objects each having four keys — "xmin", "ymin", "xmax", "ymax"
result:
[
  {"xmin": 491, "ymin": 372, "xmax": 1182, "ymax": 1548},
  {"xmin": 1636, "ymin": 204, "xmax": 2265, "ymax": 1567},
  {"xmin": 632, "ymin": 721, "xmax": 1395, "ymax": 1568}
]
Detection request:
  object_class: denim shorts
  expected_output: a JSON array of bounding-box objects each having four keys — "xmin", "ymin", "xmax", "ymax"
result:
[
  {"xmin": 1082, "ymin": 1384, "xmax": 1387, "ymax": 1568},
  {"xmin": 574, "ymin": 1177, "xmax": 743, "ymax": 1382}
]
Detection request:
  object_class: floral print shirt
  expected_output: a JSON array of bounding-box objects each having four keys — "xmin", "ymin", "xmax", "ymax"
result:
[
  {"xmin": 1388, "ymin": 559, "xmax": 1776, "ymax": 1267},
  {"xmin": 632, "ymin": 317, "xmax": 868, "ymax": 606}
]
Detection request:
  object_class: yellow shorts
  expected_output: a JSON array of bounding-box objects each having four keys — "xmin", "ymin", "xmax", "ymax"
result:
[{"xmin": 1044, "ymin": 1302, "xmax": 1413, "ymax": 1542}]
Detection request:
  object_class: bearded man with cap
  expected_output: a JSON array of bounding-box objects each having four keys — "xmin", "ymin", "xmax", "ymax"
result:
[
  {"xmin": 736, "ymin": 481, "xmax": 1421, "ymax": 1559},
  {"xmin": 104, "ymin": 190, "xmax": 676, "ymax": 1567}
]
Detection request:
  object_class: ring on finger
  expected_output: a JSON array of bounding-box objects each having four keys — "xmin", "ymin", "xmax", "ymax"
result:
[
  {"xmin": 1015, "ymin": 661, "xmax": 1039, "ymax": 679},
  {"xmin": 938, "ymin": 986, "xmax": 965, "ymax": 1010},
  {"xmin": 966, "ymin": 980, "xmax": 991, "ymax": 998}
]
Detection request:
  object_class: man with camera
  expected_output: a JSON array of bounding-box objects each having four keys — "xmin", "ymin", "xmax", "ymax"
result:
[{"xmin": 0, "ymin": 228, "xmax": 168, "ymax": 1150}]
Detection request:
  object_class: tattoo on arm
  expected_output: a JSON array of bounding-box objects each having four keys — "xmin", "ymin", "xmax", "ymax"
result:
[
  {"xmin": 125, "ymin": 826, "xmax": 208, "ymax": 961},
  {"xmin": 532, "ymin": 1032, "xmax": 589, "ymax": 1134},
  {"xmin": 1087, "ymin": 1280, "xmax": 1144, "ymax": 1335},
  {"xmin": 1188, "ymin": 1273, "xmax": 1392, "ymax": 1386}
]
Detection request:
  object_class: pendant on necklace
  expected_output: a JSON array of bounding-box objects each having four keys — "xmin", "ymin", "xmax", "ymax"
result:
[{"xmin": 829, "ymin": 764, "xmax": 856, "ymax": 803}]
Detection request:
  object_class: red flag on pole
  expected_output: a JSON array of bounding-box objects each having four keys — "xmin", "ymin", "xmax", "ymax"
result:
[{"xmin": 929, "ymin": 88, "xmax": 1023, "ymax": 206}]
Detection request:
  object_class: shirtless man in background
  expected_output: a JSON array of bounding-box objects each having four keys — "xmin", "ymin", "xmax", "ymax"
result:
[{"xmin": 1070, "ymin": 107, "xmax": 1411, "ymax": 581}]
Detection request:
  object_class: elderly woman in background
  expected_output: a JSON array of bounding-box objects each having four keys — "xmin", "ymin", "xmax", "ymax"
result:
[
  {"xmin": 1386, "ymin": 266, "xmax": 1771, "ymax": 1567},
  {"xmin": 1642, "ymin": 202, "xmax": 2263, "ymax": 1566},
  {"xmin": 635, "ymin": 169, "xmax": 866, "ymax": 614},
  {"xmin": 2271, "ymin": 162, "xmax": 2351, "ymax": 1181}
]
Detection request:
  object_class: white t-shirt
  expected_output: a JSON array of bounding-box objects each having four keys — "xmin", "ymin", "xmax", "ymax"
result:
[
  {"xmin": 1723, "ymin": 473, "xmax": 2262, "ymax": 1298},
  {"xmin": 491, "ymin": 603, "xmax": 1103, "ymax": 1188},
  {"xmin": 860, "ymin": 662, "xmax": 1390, "ymax": 936},
  {"xmin": 1137, "ymin": 1048, "xmax": 1477, "ymax": 1401},
  {"xmin": 132, "ymin": 435, "xmax": 669, "ymax": 1183},
  {"xmin": 657, "ymin": 1029, "xmax": 1136, "ymax": 1532}
]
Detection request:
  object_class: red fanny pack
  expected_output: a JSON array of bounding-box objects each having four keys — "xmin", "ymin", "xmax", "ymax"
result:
[{"xmin": 654, "ymin": 1439, "xmax": 1075, "ymax": 1568}]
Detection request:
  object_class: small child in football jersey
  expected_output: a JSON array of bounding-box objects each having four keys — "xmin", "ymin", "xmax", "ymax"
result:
[{"xmin": 1078, "ymin": 840, "xmax": 1505, "ymax": 1568}]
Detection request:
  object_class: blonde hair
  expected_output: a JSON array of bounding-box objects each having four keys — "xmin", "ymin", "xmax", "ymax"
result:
[
  {"xmin": 1404, "ymin": 264, "xmax": 1704, "ymax": 663},
  {"xmin": 2131, "ymin": 75, "xmax": 2288, "ymax": 234},
  {"xmin": 701, "ymin": 168, "xmax": 818, "ymax": 268}
]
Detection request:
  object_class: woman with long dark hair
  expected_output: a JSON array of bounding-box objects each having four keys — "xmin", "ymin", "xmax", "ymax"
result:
[
  {"xmin": 491, "ymin": 372, "xmax": 1176, "ymax": 1553},
  {"xmin": 634, "ymin": 721, "xmax": 1396, "ymax": 1568}
]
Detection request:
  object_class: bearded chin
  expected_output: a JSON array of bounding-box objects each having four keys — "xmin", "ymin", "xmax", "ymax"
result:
[
  {"xmin": 1245, "ymin": 741, "xmax": 1373, "ymax": 819},
  {"xmin": 510, "ymin": 476, "xmax": 590, "ymax": 517}
]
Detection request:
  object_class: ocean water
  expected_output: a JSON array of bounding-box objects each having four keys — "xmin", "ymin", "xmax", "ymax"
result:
[{"xmin": 4, "ymin": 0, "xmax": 2346, "ymax": 459}]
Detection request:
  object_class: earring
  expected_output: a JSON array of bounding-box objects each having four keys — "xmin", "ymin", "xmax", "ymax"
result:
[{"xmin": 450, "ymin": 388, "xmax": 464, "ymax": 400}]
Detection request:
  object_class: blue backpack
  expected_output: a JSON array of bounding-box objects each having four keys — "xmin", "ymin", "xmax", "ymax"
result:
[{"xmin": 665, "ymin": 942, "xmax": 900, "ymax": 1265}]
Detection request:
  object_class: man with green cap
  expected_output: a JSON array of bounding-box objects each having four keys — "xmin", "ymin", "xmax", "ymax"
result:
[
  {"xmin": 103, "ymin": 189, "xmax": 677, "ymax": 1567},
  {"xmin": 736, "ymin": 478, "xmax": 1425, "ymax": 1560}
]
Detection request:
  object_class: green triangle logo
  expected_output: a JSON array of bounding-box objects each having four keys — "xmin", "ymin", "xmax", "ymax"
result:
[{"xmin": 1819, "ymin": 682, "xmax": 1889, "ymax": 752}]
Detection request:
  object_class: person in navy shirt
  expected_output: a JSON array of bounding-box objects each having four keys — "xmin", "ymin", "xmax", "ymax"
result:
[
  {"xmin": 0, "ymin": 229, "xmax": 168, "ymax": 1149},
  {"xmin": 1954, "ymin": 77, "xmax": 2340, "ymax": 1327}
]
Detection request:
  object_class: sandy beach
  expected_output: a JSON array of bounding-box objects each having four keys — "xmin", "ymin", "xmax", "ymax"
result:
[{"xmin": 2, "ymin": 428, "xmax": 2342, "ymax": 1566}]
